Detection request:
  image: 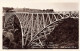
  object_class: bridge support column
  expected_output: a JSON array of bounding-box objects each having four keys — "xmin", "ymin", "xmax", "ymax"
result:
[
  {"xmin": 20, "ymin": 22, "xmax": 24, "ymax": 48},
  {"xmin": 42, "ymin": 14, "xmax": 47, "ymax": 39},
  {"xmin": 42, "ymin": 14, "xmax": 46, "ymax": 28},
  {"xmin": 47, "ymin": 13, "xmax": 52, "ymax": 24},
  {"xmin": 37, "ymin": 13, "xmax": 40, "ymax": 33},
  {"xmin": 31, "ymin": 14, "xmax": 33, "ymax": 41}
]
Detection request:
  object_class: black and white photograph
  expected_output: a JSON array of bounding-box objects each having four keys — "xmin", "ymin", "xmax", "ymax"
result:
[{"xmin": 1, "ymin": 0, "xmax": 79, "ymax": 49}]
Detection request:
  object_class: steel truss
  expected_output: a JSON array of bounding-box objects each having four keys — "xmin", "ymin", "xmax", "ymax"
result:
[{"xmin": 3, "ymin": 12, "xmax": 78, "ymax": 48}]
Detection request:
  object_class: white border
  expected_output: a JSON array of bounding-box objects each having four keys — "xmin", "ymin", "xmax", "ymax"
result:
[{"xmin": 0, "ymin": 0, "xmax": 79, "ymax": 51}]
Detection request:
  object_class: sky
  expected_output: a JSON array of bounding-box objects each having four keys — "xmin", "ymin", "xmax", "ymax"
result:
[
  {"xmin": 0, "ymin": 0, "xmax": 79, "ymax": 11},
  {"xmin": 22, "ymin": 3, "xmax": 78, "ymax": 11}
]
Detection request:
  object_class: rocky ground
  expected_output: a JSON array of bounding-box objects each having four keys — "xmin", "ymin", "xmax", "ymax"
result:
[{"xmin": 44, "ymin": 18, "xmax": 78, "ymax": 49}]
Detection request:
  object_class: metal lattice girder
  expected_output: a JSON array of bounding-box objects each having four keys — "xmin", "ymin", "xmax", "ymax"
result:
[
  {"xmin": 3, "ymin": 11, "xmax": 79, "ymax": 48},
  {"xmin": 27, "ymin": 15, "xmax": 78, "ymax": 47}
]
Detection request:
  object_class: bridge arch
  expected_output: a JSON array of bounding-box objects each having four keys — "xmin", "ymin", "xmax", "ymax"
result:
[{"xmin": 3, "ymin": 12, "xmax": 78, "ymax": 49}]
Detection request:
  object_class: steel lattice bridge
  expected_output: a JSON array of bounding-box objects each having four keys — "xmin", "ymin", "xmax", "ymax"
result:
[{"xmin": 3, "ymin": 11, "xmax": 78, "ymax": 48}]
